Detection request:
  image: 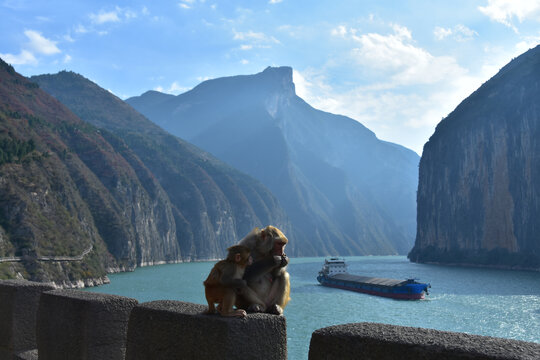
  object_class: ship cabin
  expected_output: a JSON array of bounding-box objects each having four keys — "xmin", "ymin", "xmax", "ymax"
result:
[{"xmin": 322, "ymin": 257, "xmax": 348, "ymax": 276}]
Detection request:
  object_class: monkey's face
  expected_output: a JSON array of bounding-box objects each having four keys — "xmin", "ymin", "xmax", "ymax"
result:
[
  {"xmin": 273, "ymin": 241, "xmax": 286, "ymax": 256},
  {"xmin": 239, "ymin": 253, "xmax": 252, "ymax": 268},
  {"xmin": 260, "ymin": 226, "xmax": 288, "ymax": 256}
]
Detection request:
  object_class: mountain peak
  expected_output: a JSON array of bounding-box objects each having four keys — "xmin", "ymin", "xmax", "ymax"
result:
[
  {"xmin": 258, "ymin": 66, "xmax": 295, "ymax": 97},
  {"xmin": 262, "ymin": 66, "xmax": 292, "ymax": 79}
]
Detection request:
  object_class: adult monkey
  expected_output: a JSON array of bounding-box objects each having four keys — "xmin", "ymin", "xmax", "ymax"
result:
[{"xmin": 236, "ymin": 226, "xmax": 290, "ymax": 315}]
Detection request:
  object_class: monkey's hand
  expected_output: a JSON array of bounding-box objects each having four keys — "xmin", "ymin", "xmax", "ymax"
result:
[
  {"xmin": 273, "ymin": 255, "xmax": 288, "ymax": 268},
  {"xmin": 244, "ymin": 256, "xmax": 279, "ymax": 281}
]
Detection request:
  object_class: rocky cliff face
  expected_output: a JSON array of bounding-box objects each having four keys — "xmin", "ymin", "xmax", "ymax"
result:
[
  {"xmin": 0, "ymin": 58, "xmax": 181, "ymax": 285},
  {"xmin": 32, "ymin": 71, "xmax": 291, "ymax": 260},
  {"xmin": 410, "ymin": 46, "xmax": 540, "ymax": 270},
  {"xmin": 128, "ymin": 66, "xmax": 419, "ymax": 256}
]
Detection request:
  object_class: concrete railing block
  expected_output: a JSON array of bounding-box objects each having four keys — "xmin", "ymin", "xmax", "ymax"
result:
[
  {"xmin": 36, "ymin": 289, "xmax": 138, "ymax": 360},
  {"xmin": 0, "ymin": 279, "xmax": 55, "ymax": 358},
  {"xmin": 309, "ymin": 322, "xmax": 540, "ymax": 360},
  {"xmin": 126, "ymin": 300, "xmax": 287, "ymax": 360},
  {"xmin": 13, "ymin": 349, "xmax": 38, "ymax": 360}
]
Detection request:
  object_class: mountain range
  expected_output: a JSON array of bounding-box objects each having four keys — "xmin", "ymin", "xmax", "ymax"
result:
[
  {"xmin": 0, "ymin": 58, "xmax": 421, "ymax": 285},
  {"xmin": 127, "ymin": 66, "xmax": 420, "ymax": 255},
  {"xmin": 32, "ymin": 71, "xmax": 291, "ymax": 259},
  {"xmin": 0, "ymin": 58, "xmax": 289, "ymax": 286}
]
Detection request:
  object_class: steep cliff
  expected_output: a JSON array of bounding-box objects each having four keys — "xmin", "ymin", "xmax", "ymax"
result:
[
  {"xmin": 32, "ymin": 71, "xmax": 291, "ymax": 259},
  {"xmin": 127, "ymin": 66, "xmax": 419, "ymax": 256},
  {"xmin": 410, "ymin": 46, "xmax": 540, "ymax": 270},
  {"xmin": 0, "ymin": 58, "xmax": 181, "ymax": 285}
]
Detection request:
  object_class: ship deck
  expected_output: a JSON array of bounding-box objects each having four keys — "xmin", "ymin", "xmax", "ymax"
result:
[{"xmin": 330, "ymin": 273, "xmax": 407, "ymax": 287}]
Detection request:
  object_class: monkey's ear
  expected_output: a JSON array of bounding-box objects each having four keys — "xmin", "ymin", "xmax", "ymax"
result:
[{"xmin": 235, "ymin": 253, "xmax": 241, "ymax": 262}]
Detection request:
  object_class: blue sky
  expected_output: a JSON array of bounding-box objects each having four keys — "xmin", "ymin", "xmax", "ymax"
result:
[{"xmin": 2, "ymin": 0, "xmax": 540, "ymax": 154}]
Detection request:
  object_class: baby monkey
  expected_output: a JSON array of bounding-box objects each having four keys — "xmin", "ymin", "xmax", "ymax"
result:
[{"xmin": 204, "ymin": 245, "xmax": 252, "ymax": 317}]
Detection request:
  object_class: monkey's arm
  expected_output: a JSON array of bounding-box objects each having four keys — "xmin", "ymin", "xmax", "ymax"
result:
[
  {"xmin": 243, "ymin": 255, "xmax": 285, "ymax": 282},
  {"xmin": 219, "ymin": 264, "xmax": 247, "ymax": 288}
]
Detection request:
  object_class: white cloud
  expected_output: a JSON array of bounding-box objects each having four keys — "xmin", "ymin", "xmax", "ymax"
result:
[
  {"xmin": 241, "ymin": 59, "xmax": 249, "ymax": 64},
  {"xmin": 435, "ymin": 25, "xmax": 478, "ymax": 41},
  {"xmin": 63, "ymin": 54, "xmax": 72, "ymax": 63},
  {"xmin": 345, "ymin": 24, "xmax": 467, "ymax": 87},
  {"xmin": 0, "ymin": 30, "xmax": 61, "ymax": 66},
  {"xmin": 124, "ymin": 9, "xmax": 137, "ymax": 19},
  {"xmin": 434, "ymin": 26, "xmax": 453, "ymax": 40},
  {"xmin": 269, "ymin": 0, "xmax": 283, "ymax": 4},
  {"xmin": 179, "ymin": 0, "xmax": 197, "ymax": 9},
  {"xmin": 331, "ymin": 25, "xmax": 348, "ymax": 37},
  {"xmin": 197, "ymin": 76, "xmax": 212, "ymax": 82},
  {"xmin": 25, "ymin": 30, "xmax": 60, "ymax": 55},
  {"xmin": 295, "ymin": 65, "xmax": 487, "ymax": 154},
  {"xmin": 515, "ymin": 35, "xmax": 540, "ymax": 53},
  {"xmin": 297, "ymin": 22, "xmax": 501, "ymax": 154},
  {"xmin": 231, "ymin": 29, "xmax": 280, "ymax": 57},
  {"xmin": 89, "ymin": 6, "xmax": 140, "ymax": 25},
  {"xmin": 36, "ymin": 16, "xmax": 51, "ymax": 22},
  {"xmin": 155, "ymin": 81, "xmax": 191, "ymax": 95},
  {"xmin": 233, "ymin": 30, "xmax": 280, "ymax": 44},
  {"xmin": 64, "ymin": 34, "xmax": 75, "ymax": 42},
  {"xmin": 168, "ymin": 81, "xmax": 190, "ymax": 94},
  {"xmin": 0, "ymin": 49, "xmax": 37, "ymax": 65},
  {"xmin": 75, "ymin": 24, "xmax": 88, "ymax": 33},
  {"xmin": 90, "ymin": 10, "xmax": 120, "ymax": 24},
  {"xmin": 479, "ymin": 0, "xmax": 540, "ymax": 31}
]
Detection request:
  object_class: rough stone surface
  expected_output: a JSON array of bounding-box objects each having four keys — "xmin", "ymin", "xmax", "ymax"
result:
[
  {"xmin": 0, "ymin": 279, "xmax": 55, "ymax": 357},
  {"xmin": 14, "ymin": 349, "xmax": 39, "ymax": 360},
  {"xmin": 36, "ymin": 289, "xmax": 138, "ymax": 360},
  {"xmin": 126, "ymin": 300, "xmax": 287, "ymax": 360},
  {"xmin": 309, "ymin": 322, "xmax": 540, "ymax": 360}
]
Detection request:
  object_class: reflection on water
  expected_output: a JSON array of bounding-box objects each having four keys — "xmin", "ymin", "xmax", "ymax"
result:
[{"xmin": 86, "ymin": 256, "xmax": 540, "ymax": 360}]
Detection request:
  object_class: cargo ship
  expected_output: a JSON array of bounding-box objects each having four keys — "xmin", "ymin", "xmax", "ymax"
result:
[{"xmin": 317, "ymin": 258, "xmax": 430, "ymax": 300}]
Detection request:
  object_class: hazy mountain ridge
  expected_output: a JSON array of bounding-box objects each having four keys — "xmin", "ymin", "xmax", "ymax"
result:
[
  {"xmin": 32, "ymin": 70, "xmax": 291, "ymax": 259},
  {"xmin": 128, "ymin": 66, "xmax": 419, "ymax": 255},
  {"xmin": 410, "ymin": 45, "xmax": 540, "ymax": 270}
]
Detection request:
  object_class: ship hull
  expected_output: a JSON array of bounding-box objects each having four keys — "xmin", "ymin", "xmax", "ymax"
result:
[{"xmin": 317, "ymin": 275, "xmax": 427, "ymax": 300}]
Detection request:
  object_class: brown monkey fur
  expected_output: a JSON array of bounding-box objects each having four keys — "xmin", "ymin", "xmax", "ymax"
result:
[
  {"xmin": 236, "ymin": 226, "xmax": 291, "ymax": 315},
  {"xmin": 204, "ymin": 245, "xmax": 252, "ymax": 318}
]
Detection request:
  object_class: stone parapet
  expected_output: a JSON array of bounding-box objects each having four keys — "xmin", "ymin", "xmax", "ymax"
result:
[
  {"xmin": 125, "ymin": 300, "xmax": 287, "ymax": 360},
  {"xmin": 2, "ymin": 280, "xmax": 540, "ymax": 360},
  {"xmin": 36, "ymin": 289, "xmax": 138, "ymax": 360},
  {"xmin": 309, "ymin": 322, "xmax": 540, "ymax": 360},
  {"xmin": 0, "ymin": 279, "xmax": 55, "ymax": 359}
]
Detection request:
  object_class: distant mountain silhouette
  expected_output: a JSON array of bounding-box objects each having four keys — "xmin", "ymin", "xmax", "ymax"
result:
[
  {"xmin": 128, "ymin": 66, "xmax": 419, "ymax": 255},
  {"xmin": 32, "ymin": 71, "xmax": 291, "ymax": 260},
  {"xmin": 410, "ymin": 46, "xmax": 540, "ymax": 270}
]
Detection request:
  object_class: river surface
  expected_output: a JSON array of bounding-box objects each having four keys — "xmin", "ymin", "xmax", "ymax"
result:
[{"xmin": 85, "ymin": 256, "xmax": 540, "ymax": 359}]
